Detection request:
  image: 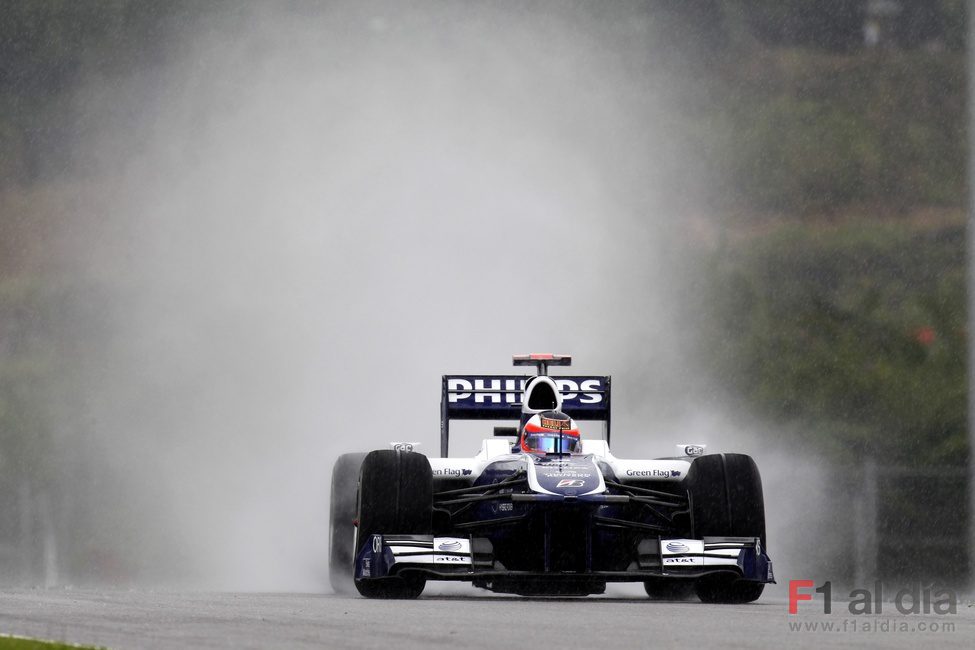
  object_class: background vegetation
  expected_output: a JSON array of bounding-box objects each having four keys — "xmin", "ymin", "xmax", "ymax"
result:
[{"xmin": 701, "ymin": 219, "xmax": 966, "ymax": 466}]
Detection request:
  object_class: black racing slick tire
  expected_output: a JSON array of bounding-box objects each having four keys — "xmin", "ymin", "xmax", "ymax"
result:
[
  {"xmin": 686, "ymin": 453, "xmax": 766, "ymax": 546},
  {"xmin": 695, "ymin": 574, "xmax": 766, "ymax": 604},
  {"xmin": 329, "ymin": 452, "xmax": 367, "ymax": 595},
  {"xmin": 643, "ymin": 578, "xmax": 697, "ymax": 601},
  {"xmin": 354, "ymin": 450, "xmax": 433, "ymax": 599},
  {"xmin": 685, "ymin": 453, "xmax": 767, "ymax": 604}
]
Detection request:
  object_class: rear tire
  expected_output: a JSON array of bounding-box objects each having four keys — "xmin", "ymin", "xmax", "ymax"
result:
[
  {"xmin": 329, "ymin": 452, "xmax": 366, "ymax": 595},
  {"xmin": 686, "ymin": 453, "xmax": 767, "ymax": 604},
  {"xmin": 354, "ymin": 450, "xmax": 432, "ymax": 599}
]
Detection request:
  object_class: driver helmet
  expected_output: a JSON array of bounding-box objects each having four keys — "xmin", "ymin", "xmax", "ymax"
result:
[{"xmin": 520, "ymin": 410, "xmax": 581, "ymax": 454}]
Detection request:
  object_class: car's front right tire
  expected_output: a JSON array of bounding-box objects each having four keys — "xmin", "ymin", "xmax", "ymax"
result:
[
  {"xmin": 685, "ymin": 453, "xmax": 767, "ymax": 547},
  {"xmin": 695, "ymin": 573, "xmax": 765, "ymax": 604},
  {"xmin": 685, "ymin": 453, "xmax": 767, "ymax": 604}
]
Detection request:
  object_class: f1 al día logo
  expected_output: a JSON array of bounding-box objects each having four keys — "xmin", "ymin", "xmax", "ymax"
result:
[{"xmin": 789, "ymin": 580, "xmax": 957, "ymax": 615}]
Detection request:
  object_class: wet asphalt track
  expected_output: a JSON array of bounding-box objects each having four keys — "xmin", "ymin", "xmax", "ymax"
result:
[{"xmin": 1, "ymin": 585, "xmax": 973, "ymax": 649}]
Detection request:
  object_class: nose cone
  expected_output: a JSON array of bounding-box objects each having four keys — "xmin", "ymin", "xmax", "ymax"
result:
[{"xmin": 530, "ymin": 456, "xmax": 604, "ymax": 496}]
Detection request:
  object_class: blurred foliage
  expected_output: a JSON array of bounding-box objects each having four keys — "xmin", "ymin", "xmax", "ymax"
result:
[
  {"xmin": 0, "ymin": 275, "xmax": 66, "ymax": 485},
  {"xmin": 699, "ymin": 216, "xmax": 967, "ymax": 467},
  {"xmin": 638, "ymin": 2, "xmax": 967, "ymax": 215},
  {"xmin": 0, "ymin": 0, "xmax": 218, "ymax": 185},
  {"xmin": 730, "ymin": 0, "xmax": 867, "ymax": 52},
  {"xmin": 723, "ymin": 0, "xmax": 965, "ymax": 52},
  {"xmin": 710, "ymin": 49, "xmax": 966, "ymax": 213}
]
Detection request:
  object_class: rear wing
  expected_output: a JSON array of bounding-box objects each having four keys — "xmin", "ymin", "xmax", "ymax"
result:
[{"xmin": 439, "ymin": 375, "xmax": 611, "ymax": 456}]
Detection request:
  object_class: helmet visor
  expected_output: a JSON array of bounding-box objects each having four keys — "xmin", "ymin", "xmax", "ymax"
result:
[{"xmin": 523, "ymin": 433, "xmax": 581, "ymax": 454}]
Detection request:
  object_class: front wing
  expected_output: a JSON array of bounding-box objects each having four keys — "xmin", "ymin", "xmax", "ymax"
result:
[{"xmin": 355, "ymin": 534, "xmax": 774, "ymax": 584}]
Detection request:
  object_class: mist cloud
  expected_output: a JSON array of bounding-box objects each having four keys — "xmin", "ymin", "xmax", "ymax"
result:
[{"xmin": 54, "ymin": 1, "xmax": 819, "ymax": 591}]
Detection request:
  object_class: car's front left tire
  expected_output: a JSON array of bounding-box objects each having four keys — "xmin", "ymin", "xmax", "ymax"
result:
[
  {"xmin": 354, "ymin": 449, "xmax": 433, "ymax": 599},
  {"xmin": 643, "ymin": 578, "xmax": 697, "ymax": 601}
]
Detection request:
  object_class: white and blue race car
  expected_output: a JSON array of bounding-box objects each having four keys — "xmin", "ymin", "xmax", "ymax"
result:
[{"xmin": 330, "ymin": 354, "xmax": 773, "ymax": 601}]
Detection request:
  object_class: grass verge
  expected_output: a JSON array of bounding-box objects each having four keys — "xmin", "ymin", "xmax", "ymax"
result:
[{"xmin": 0, "ymin": 635, "xmax": 105, "ymax": 650}]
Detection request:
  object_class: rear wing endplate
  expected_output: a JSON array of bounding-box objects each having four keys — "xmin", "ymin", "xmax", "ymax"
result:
[{"xmin": 440, "ymin": 375, "xmax": 611, "ymax": 457}]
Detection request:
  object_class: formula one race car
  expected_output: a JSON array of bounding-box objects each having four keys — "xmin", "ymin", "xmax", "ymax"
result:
[{"xmin": 329, "ymin": 354, "xmax": 774, "ymax": 601}]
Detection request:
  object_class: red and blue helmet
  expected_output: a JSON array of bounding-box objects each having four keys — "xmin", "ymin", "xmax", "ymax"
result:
[{"xmin": 520, "ymin": 410, "xmax": 581, "ymax": 454}]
